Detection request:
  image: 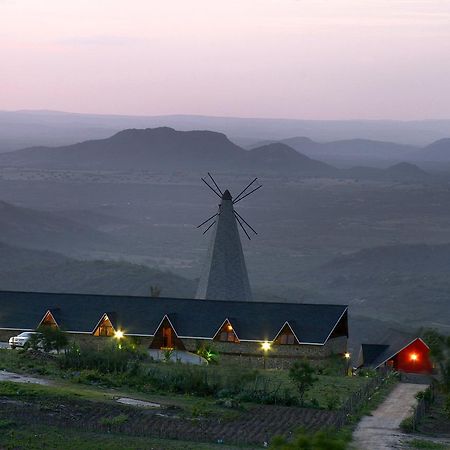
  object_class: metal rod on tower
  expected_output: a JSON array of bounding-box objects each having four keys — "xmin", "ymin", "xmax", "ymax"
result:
[
  {"xmin": 234, "ymin": 211, "xmax": 257, "ymax": 235},
  {"xmin": 196, "ymin": 212, "xmax": 218, "ymax": 229},
  {"xmin": 208, "ymin": 173, "xmax": 223, "ymax": 196},
  {"xmin": 233, "ymin": 178, "xmax": 258, "ymax": 203},
  {"xmin": 234, "ymin": 213, "xmax": 251, "ymax": 240},
  {"xmin": 202, "ymin": 220, "xmax": 216, "ymax": 235},
  {"xmin": 201, "ymin": 178, "xmax": 222, "ymax": 198},
  {"xmin": 233, "ymin": 184, "xmax": 262, "ymax": 204}
]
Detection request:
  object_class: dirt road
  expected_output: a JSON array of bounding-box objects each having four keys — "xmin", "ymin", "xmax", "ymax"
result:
[
  {"xmin": 352, "ymin": 382, "xmax": 424, "ymax": 450},
  {"xmin": 0, "ymin": 369, "xmax": 51, "ymax": 385}
]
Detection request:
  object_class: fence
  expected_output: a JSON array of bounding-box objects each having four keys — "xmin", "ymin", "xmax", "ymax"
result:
[
  {"xmin": 332, "ymin": 371, "xmax": 392, "ymax": 428},
  {"xmin": 410, "ymin": 382, "xmax": 436, "ymax": 431}
]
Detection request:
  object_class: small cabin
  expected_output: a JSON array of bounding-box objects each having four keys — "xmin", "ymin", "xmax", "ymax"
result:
[{"xmin": 358, "ymin": 334, "xmax": 433, "ymax": 374}]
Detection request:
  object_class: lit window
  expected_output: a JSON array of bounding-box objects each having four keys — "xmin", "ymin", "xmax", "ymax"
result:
[
  {"xmin": 216, "ymin": 321, "xmax": 239, "ymax": 343},
  {"xmin": 94, "ymin": 315, "xmax": 115, "ymax": 337}
]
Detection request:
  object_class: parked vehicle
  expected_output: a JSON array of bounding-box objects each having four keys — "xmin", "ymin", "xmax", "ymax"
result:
[{"xmin": 9, "ymin": 332, "xmax": 42, "ymax": 349}]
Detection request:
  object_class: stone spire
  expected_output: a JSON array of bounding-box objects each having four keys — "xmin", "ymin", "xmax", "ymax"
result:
[{"xmin": 195, "ymin": 189, "xmax": 253, "ymax": 301}]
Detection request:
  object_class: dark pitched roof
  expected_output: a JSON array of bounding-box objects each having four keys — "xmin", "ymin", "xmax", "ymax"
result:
[
  {"xmin": 0, "ymin": 290, "xmax": 347, "ymax": 344},
  {"xmin": 360, "ymin": 344, "xmax": 389, "ymax": 367},
  {"xmin": 360, "ymin": 330, "xmax": 428, "ymax": 369}
]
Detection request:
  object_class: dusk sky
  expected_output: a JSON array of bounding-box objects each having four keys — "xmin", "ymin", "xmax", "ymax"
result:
[{"xmin": 1, "ymin": 0, "xmax": 450, "ymax": 120}]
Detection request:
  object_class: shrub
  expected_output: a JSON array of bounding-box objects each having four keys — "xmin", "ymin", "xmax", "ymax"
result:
[
  {"xmin": 99, "ymin": 414, "xmax": 128, "ymax": 427},
  {"xmin": 270, "ymin": 429, "xmax": 347, "ymax": 450},
  {"xmin": 196, "ymin": 342, "xmax": 220, "ymax": 364},
  {"xmin": 289, "ymin": 361, "xmax": 318, "ymax": 406},
  {"xmin": 326, "ymin": 393, "xmax": 340, "ymax": 410},
  {"xmin": 162, "ymin": 347, "xmax": 174, "ymax": 363},
  {"xmin": 59, "ymin": 339, "xmax": 146, "ymax": 375},
  {"xmin": 400, "ymin": 415, "xmax": 414, "ymax": 432},
  {"xmin": 444, "ymin": 393, "xmax": 450, "ymax": 419}
]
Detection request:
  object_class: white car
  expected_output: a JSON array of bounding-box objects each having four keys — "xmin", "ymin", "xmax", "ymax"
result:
[{"xmin": 8, "ymin": 332, "xmax": 42, "ymax": 349}]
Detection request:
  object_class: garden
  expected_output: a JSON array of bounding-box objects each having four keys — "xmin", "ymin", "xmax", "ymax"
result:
[{"xmin": 0, "ymin": 330, "xmax": 393, "ymax": 449}]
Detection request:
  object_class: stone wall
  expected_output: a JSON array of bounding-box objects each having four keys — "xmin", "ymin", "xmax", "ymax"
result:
[
  {"xmin": 181, "ymin": 336, "xmax": 348, "ymax": 369},
  {"xmin": 0, "ymin": 329, "xmax": 347, "ymax": 369}
]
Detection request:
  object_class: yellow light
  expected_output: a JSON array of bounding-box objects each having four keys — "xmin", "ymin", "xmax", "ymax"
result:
[
  {"xmin": 227, "ymin": 325, "xmax": 233, "ymax": 331},
  {"xmin": 410, "ymin": 353, "xmax": 418, "ymax": 362},
  {"xmin": 344, "ymin": 352, "xmax": 351, "ymax": 359},
  {"xmin": 261, "ymin": 341, "xmax": 271, "ymax": 352},
  {"xmin": 114, "ymin": 329, "xmax": 124, "ymax": 340}
]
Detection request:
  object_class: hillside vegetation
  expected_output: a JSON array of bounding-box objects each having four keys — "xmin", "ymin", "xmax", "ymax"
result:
[{"xmin": 0, "ymin": 242, "xmax": 196, "ymax": 298}]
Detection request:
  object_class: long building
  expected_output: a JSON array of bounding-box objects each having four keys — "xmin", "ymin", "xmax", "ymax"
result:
[{"xmin": 0, "ymin": 290, "xmax": 348, "ymax": 368}]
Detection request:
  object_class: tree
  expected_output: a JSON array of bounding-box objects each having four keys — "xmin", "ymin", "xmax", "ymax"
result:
[
  {"xmin": 423, "ymin": 329, "xmax": 450, "ymax": 392},
  {"xmin": 37, "ymin": 326, "xmax": 69, "ymax": 353},
  {"xmin": 150, "ymin": 285, "xmax": 162, "ymax": 298},
  {"xmin": 289, "ymin": 361, "xmax": 318, "ymax": 406}
]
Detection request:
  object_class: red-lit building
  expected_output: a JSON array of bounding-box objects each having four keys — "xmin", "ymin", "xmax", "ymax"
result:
[{"xmin": 358, "ymin": 333, "xmax": 433, "ymax": 374}]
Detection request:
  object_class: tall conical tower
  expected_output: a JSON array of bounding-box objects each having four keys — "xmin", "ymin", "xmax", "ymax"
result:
[{"xmin": 196, "ymin": 189, "xmax": 253, "ymax": 301}]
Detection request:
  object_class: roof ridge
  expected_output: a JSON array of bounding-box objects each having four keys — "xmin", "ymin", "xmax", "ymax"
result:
[{"xmin": 0, "ymin": 290, "xmax": 348, "ymax": 308}]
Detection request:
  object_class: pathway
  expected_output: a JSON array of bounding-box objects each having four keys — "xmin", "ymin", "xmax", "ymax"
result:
[{"xmin": 352, "ymin": 382, "xmax": 425, "ymax": 450}]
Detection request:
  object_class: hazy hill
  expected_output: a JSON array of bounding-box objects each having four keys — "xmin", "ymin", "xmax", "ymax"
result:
[
  {"xmin": 310, "ymin": 243, "xmax": 450, "ymax": 331},
  {"xmin": 0, "ymin": 127, "xmax": 427, "ymax": 179},
  {"xmin": 0, "ymin": 127, "xmax": 337, "ymax": 174},
  {"xmin": 0, "ymin": 200, "xmax": 113, "ymax": 252},
  {"xmin": 278, "ymin": 137, "xmax": 418, "ymax": 161},
  {"xmin": 2, "ymin": 110, "xmax": 450, "ymax": 149},
  {"xmin": 419, "ymin": 138, "xmax": 450, "ymax": 161},
  {"xmin": 345, "ymin": 162, "xmax": 429, "ymax": 180},
  {"xmin": 0, "ymin": 127, "xmax": 244, "ymax": 170},
  {"xmin": 0, "ymin": 241, "xmax": 196, "ymax": 298},
  {"xmin": 247, "ymin": 143, "xmax": 337, "ymax": 174},
  {"xmin": 322, "ymin": 243, "xmax": 450, "ymax": 274}
]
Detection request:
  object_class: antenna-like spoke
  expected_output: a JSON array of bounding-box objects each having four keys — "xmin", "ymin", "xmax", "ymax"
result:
[
  {"xmin": 202, "ymin": 220, "xmax": 216, "ymax": 235},
  {"xmin": 197, "ymin": 212, "xmax": 218, "ymax": 229},
  {"xmin": 234, "ymin": 211, "xmax": 257, "ymax": 235},
  {"xmin": 201, "ymin": 178, "xmax": 222, "ymax": 198},
  {"xmin": 234, "ymin": 213, "xmax": 251, "ymax": 240},
  {"xmin": 233, "ymin": 184, "xmax": 262, "ymax": 204},
  {"xmin": 208, "ymin": 172, "xmax": 223, "ymax": 196},
  {"xmin": 233, "ymin": 177, "xmax": 257, "ymax": 203}
]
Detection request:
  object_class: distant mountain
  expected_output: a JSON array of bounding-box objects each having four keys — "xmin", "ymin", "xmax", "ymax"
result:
[
  {"xmin": 0, "ymin": 127, "xmax": 244, "ymax": 170},
  {"xmin": 322, "ymin": 243, "xmax": 450, "ymax": 275},
  {"xmin": 418, "ymin": 138, "xmax": 450, "ymax": 161},
  {"xmin": 2, "ymin": 110, "xmax": 450, "ymax": 149},
  {"xmin": 0, "ymin": 127, "xmax": 337, "ymax": 174},
  {"xmin": 0, "ymin": 241, "xmax": 196, "ymax": 298},
  {"xmin": 0, "ymin": 127, "xmax": 432, "ymax": 179},
  {"xmin": 309, "ymin": 243, "xmax": 450, "ymax": 331},
  {"xmin": 0, "ymin": 200, "xmax": 113, "ymax": 252},
  {"xmin": 278, "ymin": 137, "xmax": 418, "ymax": 160},
  {"xmin": 247, "ymin": 143, "xmax": 336, "ymax": 174},
  {"xmin": 346, "ymin": 162, "xmax": 428, "ymax": 181}
]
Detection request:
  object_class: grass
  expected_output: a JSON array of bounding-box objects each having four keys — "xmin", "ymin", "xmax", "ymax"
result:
[
  {"xmin": 408, "ymin": 439, "xmax": 450, "ymax": 450},
  {"xmin": 259, "ymin": 369, "xmax": 369, "ymax": 409},
  {"xmin": 0, "ymin": 422, "xmax": 257, "ymax": 450},
  {"xmin": 0, "ymin": 348, "xmax": 370, "ymax": 410}
]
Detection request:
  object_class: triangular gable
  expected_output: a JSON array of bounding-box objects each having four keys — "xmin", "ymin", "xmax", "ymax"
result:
[
  {"xmin": 213, "ymin": 318, "xmax": 240, "ymax": 343},
  {"xmin": 38, "ymin": 309, "xmax": 59, "ymax": 328},
  {"xmin": 273, "ymin": 321, "xmax": 300, "ymax": 345},
  {"xmin": 92, "ymin": 313, "xmax": 116, "ymax": 337},
  {"xmin": 153, "ymin": 314, "xmax": 179, "ymax": 337},
  {"xmin": 323, "ymin": 308, "xmax": 349, "ymax": 344},
  {"xmin": 150, "ymin": 314, "xmax": 185, "ymax": 350}
]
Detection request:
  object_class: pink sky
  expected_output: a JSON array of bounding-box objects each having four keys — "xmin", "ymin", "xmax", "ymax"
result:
[{"xmin": 1, "ymin": 0, "xmax": 449, "ymax": 119}]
